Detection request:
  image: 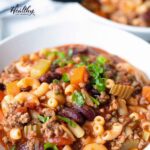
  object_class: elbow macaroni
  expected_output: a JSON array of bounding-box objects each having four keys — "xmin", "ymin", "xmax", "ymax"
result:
[
  {"xmin": 62, "ymin": 145, "xmax": 72, "ymax": 150},
  {"xmin": 94, "ymin": 116, "xmax": 105, "ymax": 126},
  {"xmin": 95, "ymin": 136, "xmax": 106, "ymax": 144},
  {"xmin": 33, "ymin": 82, "xmax": 49, "ymax": 97},
  {"xmin": 102, "ymin": 123, "xmax": 123, "ymax": 141},
  {"xmin": 47, "ymin": 91, "xmax": 65, "ymax": 105},
  {"xmin": 14, "ymin": 92, "xmax": 40, "ymax": 106},
  {"xmin": 106, "ymin": 79, "xmax": 115, "ymax": 89},
  {"xmin": 65, "ymin": 84, "xmax": 76, "ymax": 95},
  {"xmin": 47, "ymin": 97, "xmax": 58, "ymax": 109},
  {"xmin": 93, "ymin": 124, "xmax": 104, "ymax": 136},
  {"xmin": 83, "ymin": 143, "xmax": 107, "ymax": 150},
  {"xmin": 15, "ymin": 62, "xmax": 31, "ymax": 74},
  {"xmin": 17, "ymin": 77, "xmax": 40, "ymax": 90},
  {"xmin": 1, "ymin": 95, "xmax": 14, "ymax": 116},
  {"xmin": 129, "ymin": 112, "xmax": 139, "ymax": 121}
]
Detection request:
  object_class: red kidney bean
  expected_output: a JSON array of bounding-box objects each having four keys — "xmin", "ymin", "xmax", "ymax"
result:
[
  {"xmin": 20, "ymin": 86, "xmax": 32, "ymax": 92},
  {"xmin": 58, "ymin": 107, "xmax": 85, "ymax": 125},
  {"xmin": 39, "ymin": 71, "xmax": 62, "ymax": 83},
  {"xmin": 142, "ymin": 10, "xmax": 150, "ymax": 21},
  {"xmin": 85, "ymin": 83, "xmax": 99, "ymax": 98},
  {"xmin": 0, "ymin": 83, "xmax": 5, "ymax": 91},
  {"xmin": 73, "ymin": 105, "xmax": 96, "ymax": 121},
  {"xmin": 72, "ymin": 48, "xmax": 88, "ymax": 55}
]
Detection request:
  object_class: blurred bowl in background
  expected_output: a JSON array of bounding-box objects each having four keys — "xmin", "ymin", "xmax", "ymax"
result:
[{"xmin": 75, "ymin": 3, "xmax": 150, "ymax": 41}]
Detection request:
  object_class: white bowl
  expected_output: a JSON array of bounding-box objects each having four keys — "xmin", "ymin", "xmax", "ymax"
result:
[
  {"xmin": 0, "ymin": 20, "xmax": 150, "ymax": 75},
  {"xmin": 75, "ymin": 3, "xmax": 150, "ymax": 41},
  {"xmin": 0, "ymin": 20, "xmax": 150, "ymax": 149}
]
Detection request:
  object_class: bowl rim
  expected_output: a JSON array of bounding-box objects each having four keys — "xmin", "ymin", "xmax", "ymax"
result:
[
  {"xmin": 0, "ymin": 18, "xmax": 149, "ymax": 47},
  {"xmin": 78, "ymin": 3, "xmax": 150, "ymax": 33}
]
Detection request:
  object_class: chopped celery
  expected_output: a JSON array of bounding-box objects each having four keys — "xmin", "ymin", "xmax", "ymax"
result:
[
  {"xmin": 143, "ymin": 130, "xmax": 150, "ymax": 141},
  {"xmin": 24, "ymin": 125, "xmax": 40, "ymax": 138},
  {"xmin": 120, "ymin": 139, "xmax": 139, "ymax": 150},
  {"xmin": 30, "ymin": 59, "xmax": 51, "ymax": 78}
]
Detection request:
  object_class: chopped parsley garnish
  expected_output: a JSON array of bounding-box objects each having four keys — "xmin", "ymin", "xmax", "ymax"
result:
[
  {"xmin": 72, "ymin": 91, "xmax": 85, "ymax": 106},
  {"xmin": 90, "ymin": 96, "xmax": 100, "ymax": 106},
  {"xmin": 96, "ymin": 56, "xmax": 107, "ymax": 65},
  {"xmin": 55, "ymin": 51, "xmax": 65, "ymax": 59},
  {"xmin": 88, "ymin": 62, "xmax": 104, "ymax": 79},
  {"xmin": 57, "ymin": 115, "xmax": 77, "ymax": 128},
  {"xmin": 53, "ymin": 51, "xmax": 75, "ymax": 67},
  {"xmin": 52, "ymin": 51, "xmax": 67, "ymax": 67},
  {"xmin": 95, "ymin": 78, "xmax": 106, "ymax": 92},
  {"xmin": 44, "ymin": 143, "xmax": 58, "ymax": 150},
  {"xmin": 87, "ymin": 56, "xmax": 107, "ymax": 92},
  {"xmin": 62, "ymin": 73, "xmax": 70, "ymax": 82},
  {"xmin": 38, "ymin": 115, "xmax": 50, "ymax": 123}
]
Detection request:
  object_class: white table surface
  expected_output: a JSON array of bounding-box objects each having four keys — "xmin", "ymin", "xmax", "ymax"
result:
[{"xmin": 0, "ymin": 0, "xmax": 67, "ymax": 40}]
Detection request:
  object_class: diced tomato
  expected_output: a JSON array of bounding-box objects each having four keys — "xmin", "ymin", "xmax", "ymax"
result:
[
  {"xmin": 0, "ymin": 91, "xmax": 4, "ymax": 102},
  {"xmin": 15, "ymin": 107, "xmax": 27, "ymax": 113},
  {"xmin": 48, "ymin": 137, "xmax": 73, "ymax": 146},
  {"xmin": 55, "ymin": 66, "xmax": 73, "ymax": 74},
  {"xmin": 25, "ymin": 102, "xmax": 37, "ymax": 109},
  {"xmin": 0, "ymin": 109, "xmax": 4, "ymax": 122}
]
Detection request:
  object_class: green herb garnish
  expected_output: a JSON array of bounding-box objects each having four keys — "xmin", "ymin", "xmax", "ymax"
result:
[
  {"xmin": 87, "ymin": 57, "xmax": 106, "ymax": 92},
  {"xmin": 72, "ymin": 91, "xmax": 85, "ymax": 106},
  {"xmin": 56, "ymin": 51, "xmax": 65, "ymax": 59},
  {"xmin": 52, "ymin": 51, "xmax": 67, "ymax": 67},
  {"xmin": 88, "ymin": 62, "xmax": 104, "ymax": 79},
  {"xmin": 62, "ymin": 73, "xmax": 70, "ymax": 82},
  {"xmin": 96, "ymin": 56, "xmax": 107, "ymax": 65},
  {"xmin": 44, "ymin": 143, "xmax": 58, "ymax": 150},
  {"xmin": 57, "ymin": 115, "xmax": 77, "ymax": 128},
  {"xmin": 95, "ymin": 78, "xmax": 106, "ymax": 92},
  {"xmin": 38, "ymin": 115, "xmax": 50, "ymax": 123},
  {"xmin": 90, "ymin": 96, "xmax": 100, "ymax": 106}
]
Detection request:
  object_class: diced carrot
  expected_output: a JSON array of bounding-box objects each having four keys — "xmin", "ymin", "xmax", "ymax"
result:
[
  {"xmin": 0, "ymin": 91, "xmax": 4, "ymax": 102},
  {"xmin": 142, "ymin": 86, "xmax": 150, "ymax": 102},
  {"xmin": 6, "ymin": 81, "xmax": 20, "ymax": 96},
  {"xmin": 70, "ymin": 66, "xmax": 88, "ymax": 85}
]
